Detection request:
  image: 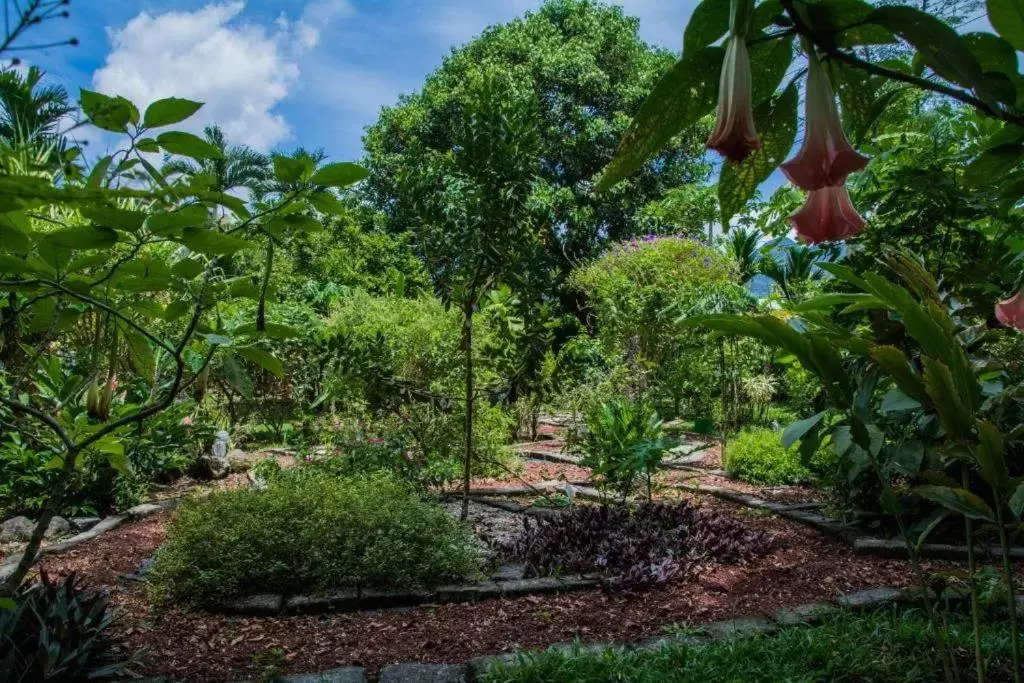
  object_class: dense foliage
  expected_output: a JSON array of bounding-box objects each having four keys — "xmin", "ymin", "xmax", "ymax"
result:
[
  {"xmin": 725, "ymin": 428, "xmax": 811, "ymax": 486},
  {"xmin": 148, "ymin": 472, "xmax": 482, "ymax": 604},
  {"xmin": 505, "ymin": 502, "xmax": 770, "ymax": 590},
  {"xmin": 0, "ymin": 572, "xmax": 124, "ymax": 681}
]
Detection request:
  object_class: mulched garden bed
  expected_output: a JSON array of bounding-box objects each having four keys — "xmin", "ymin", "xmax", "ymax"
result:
[{"xmin": 36, "ymin": 491, "xmax": 1020, "ymax": 682}]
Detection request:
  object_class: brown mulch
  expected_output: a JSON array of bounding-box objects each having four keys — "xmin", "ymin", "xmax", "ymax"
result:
[
  {"xmin": 453, "ymin": 461, "xmax": 593, "ymax": 493},
  {"xmin": 37, "ymin": 492, "xmax": 1016, "ymax": 683}
]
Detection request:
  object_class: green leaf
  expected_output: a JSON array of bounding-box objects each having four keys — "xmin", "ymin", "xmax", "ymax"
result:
[
  {"xmin": 234, "ymin": 346, "xmax": 284, "ymax": 378},
  {"xmin": 93, "ymin": 436, "xmax": 128, "ymax": 474},
  {"xmin": 915, "ymin": 485, "xmax": 995, "ymax": 521},
  {"xmin": 145, "ymin": 205, "xmax": 209, "ymax": 236},
  {"xmin": 749, "ymin": 36, "xmax": 795, "ymax": 112},
  {"xmin": 87, "ymin": 156, "xmax": 113, "ymax": 189},
  {"xmin": 171, "ymin": 258, "xmax": 205, "ymax": 280},
  {"xmin": 782, "ymin": 411, "xmax": 826, "ymax": 449},
  {"xmin": 123, "ymin": 329, "xmax": 156, "ymax": 384},
  {"xmin": 792, "ymin": 293, "xmax": 881, "ymax": 312},
  {"xmin": 233, "ymin": 322, "xmax": 303, "ymax": 340},
  {"xmin": 310, "ymin": 162, "xmax": 369, "ymax": 188},
  {"xmin": 222, "ymin": 353, "xmax": 253, "ymax": 399},
  {"xmin": 0, "ymin": 254, "xmax": 43, "ymax": 275},
  {"xmin": 80, "ymin": 206, "xmax": 146, "ymax": 232},
  {"xmin": 273, "ymin": 155, "xmax": 310, "ymax": 184},
  {"xmin": 683, "ymin": 0, "xmax": 729, "ymax": 58},
  {"xmin": 1009, "ymin": 480, "xmax": 1024, "ymax": 518},
  {"xmin": 136, "ymin": 137, "xmax": 160, "ymax": 153},
  {"xmin": 0, "ymin": 598, "xmax": 15, "ymax": 611},
  {"xmin": 45, "ymin": 225, "xmax": 119, "ymax": 250},
  {"xmin": 80, "ymin": 90, "xmax": 135, "ymax": 133},
  {"xmin": 880, "ymin": 387, "xmax": 921, "ymax": 414},
  {"xmin": 870, "ymin": 345, "xmax": 929, "ymax": 405},
  {"xmin": 597, "ymin": 47, "xmax": 723, "ymax": 191},
  {"xmin": 176, "ymin": 227, "xmax": 253, "ymax": 256},
  {"xmin": 964, "ymin": 143, "xmax": 1024, "ymax": 187},
  {"xmin": 963, "ymin": 32, "xmax": 1019, "ymax": 80},
  {"xmin": 922, "ymin": 357, "xmax": 974, "ymax": 443},
  {"xmin": 806, "ymin": 0, "xmax": 895, "ymax": 47},
  {"xmin": 868, "ymin": 7, "xmax": 985, "ymax": 90},
  {"xmin": 718, "ymin": 84, "xmax": 798, "ymax": 226},
  {"xmin": 975, "ymin": 420, "xmax": 1010, "ymax": 492},
  {"xmin": 987, "ymin": 0, "xmax": 1024, "ymax": 51},
  {"xmin": 142, "ymin": 97, "xmax": 204, "ymax": 128},
  {"xmin": 157, "ymin": 131, "xmax": 223, "ymax": 161}
]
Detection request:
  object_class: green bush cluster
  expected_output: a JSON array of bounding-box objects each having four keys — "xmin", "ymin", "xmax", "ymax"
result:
[
  {"xmin": 725, "ymin": 428, "xmax": 811, "ymax": 486},
  {"xmin": 147, "ymin": 472, "xmax": 482, "ymax": 604}
]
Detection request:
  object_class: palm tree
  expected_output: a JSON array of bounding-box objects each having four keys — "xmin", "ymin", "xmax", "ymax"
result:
[
  {"xmin": 162, "ymin": 124, "xmax": 270, "ymax": 195},
  {"xmin": 0, "ymin": 65, "xmax": 76, "ymax": 173},
  {"xmin": 759, "ymin": 243, "xmax": 839, "ymax": 301},
  {"xmin": 725, "ymin": 227, "xmax": 763, "ymax": 284}
]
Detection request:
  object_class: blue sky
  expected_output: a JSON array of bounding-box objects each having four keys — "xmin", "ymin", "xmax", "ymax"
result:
[{"xmin": 21, "ymin": 0, "xmax": 701, "ymax": 162}]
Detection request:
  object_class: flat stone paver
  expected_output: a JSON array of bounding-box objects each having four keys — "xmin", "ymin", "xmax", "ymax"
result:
[
  {"xmin": 836, "ymin": 587, "xmax": 904, "ymax": 609},
  {"xmin": 379, "ymin": 663, "xmax": 468, "ymax": 682},
  {"xmin": 703, "ymin": 616, "xmax": 777, "ymax": 639},
  {"xmin": 277, "ymin": 667, "xmax": 365, "ymax": 683},
  {"xmin": 775, "ymin": 602, "xmax": 836, "ymax": 626}
]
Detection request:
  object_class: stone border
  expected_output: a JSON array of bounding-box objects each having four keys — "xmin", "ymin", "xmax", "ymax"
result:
[
  {"xmin": 0, "ymin": 499, "xmax": 179, "ymax": 583},
  {"xmin": 212, "ymin": 574, "xmax": 600, "ymax": 617}
]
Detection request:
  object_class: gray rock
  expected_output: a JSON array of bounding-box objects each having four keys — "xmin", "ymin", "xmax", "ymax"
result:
[
  {"xmin": 491, "ymin": 564, "xmax": 526, "ymax": 581},
  {"xmin": 69, "ymin": 517, "xmax": 102, "ymax": 532},
  {"xmin": 379, "ymin": 663, "xmax": 468, "ymax": 683},
  {"xmin": 200, "ymin": 454, "xmax": 231, "ymax": 480},
  {"xmin": 45, "ymin": 516, "xmax": 70, "ymax": 538},
  {"xmin": 775, "ymin": 602, "xmax": 836, "ymax": 626},
  {"xmin": 127, "ymin": 503, "xmax": 163, "ymax": 518},
  {"xmin": 704, "ymin": 617, "xmax": 777, "ymax": 640},
  {"xmin": 836, "ymin": 587, "xmax": 904, "ymax": 609},
  {"xmin": 0, "ymin": 516, "xmax": 35, "ymax": 542},
  {"xmin": 212, "ymin": 430, "xmax": 230, "ymax": 458},
  {"xmin": 276, "ymin": 667, "xmax": 365, "ymax": 683},
  {"xmin": 217, "ymin": 593, "xmax": 283, "ymax": 615},
  {"xmin": 467, "ymin": 653, "xmax": 522, "ymax": 679},
  {"xmin": 285, "ymin": 591, "xmax": 360, "ymax": 614}
]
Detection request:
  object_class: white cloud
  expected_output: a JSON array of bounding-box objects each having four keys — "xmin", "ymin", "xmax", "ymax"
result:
[{"xmin": 92, "ymin": 1, "xmax": 303, "ymax": 151}]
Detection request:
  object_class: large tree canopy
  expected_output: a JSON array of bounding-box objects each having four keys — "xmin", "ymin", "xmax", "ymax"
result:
[{"xmin": 361, "ymin": 0, "xmax": 711, "ymax": 316}]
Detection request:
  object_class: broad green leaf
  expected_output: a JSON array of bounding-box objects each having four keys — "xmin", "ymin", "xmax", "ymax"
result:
[
  {"xmin": 171, "ymin": 258, "xmax": 205, "ymax": 280},
  {"xmin": 86, "ymin": 156, "xmax": 113, "ymax": 189},
  {"xmin": 233, "ymin": 322, "xmax": 303, "ymax": 340},
  {"xmin": 136, "ymin": 138, "xmax": 160, "ymax": 154},
  {"xmin": 308, "ymin": 189, "xmax": 347, "ymax": 215},
  {"xmin": 597, "ymin": 47, "xmax": 723, "ymax": 191},
  {"xmin": 963, "ymin": 32, "xmax": 1019, "ymax": 80},
  {"xmin": 234, "ymin": 346, "xmax": 285, "ymax": 378},
  {"xmin": 222, "ymin": 353, "xmax": 253, "ymax": 399},
  {"xmin": 0, "ymin": 598, "xmax": 15, "ymax": 611},
  {"xmin": 0, "ymin": 213, "xmax": 31, "ymax": 253},
  {"xmin": 157, "ymin": 131, "xmax": 223, "ymax": 161},
  {"xmin": 310, "ymin": 162, "xmax": 369, "ymax": 188},
  {"xmin": 987, "ymin": 0, "xmax": 1024, "ymax": 51},
  {"xmin": 792, "ymin": 293, "xmax": 881, "ymax": 312},
  {"xmin": 868, "ymin": 7, "xmax": 986, "ymax": 90},
  {"xmin": 975, "ymin": 420, "xmax": 1010, "ymax": 492},
  {"xmin": 81, "ymin": 206, "xmax": 146, "ymax": 232},
  {"xmin": 92, "ymin": 436, "xmax": 128, "ymax": 474},
  {"xmin": 177, "ymin": 227, "xmax": 253, "ymax": 256},
  {"xmin": 922, "ymin": 357, "xmax": 974, "ymax": 443},
  {"xmin": 683, "ymin": 0, "xmax": 729, "ymax": 58},
  {"xmin": 880, "ymin": 387, "xmax": 921, "ymax": 414},
  {"xmin": 273, "ymin": 155, "xmax": 310, "ymax": 184},
  {"xmin": 0, "ymin": 254, "xmax": 43, "ymax": 275},
  {"xmin": 146, "ymin": 205, "xmax": 209, "ymax": 235},
  {"xmin": 123, "ymin": 328, "xmax": 156, "ymax": 383},
  {"xmin": 749, "ymin": 36, "xmax": 795, "ymax": 112},
  {"xmin": 203, "ymin": 193, "xmax": 251, "ymax": 220},
  {"xmin": 719, "ymin": 83, "xmax": 798, "ymax": 226},
  {"xmin": 80, "ymin": 90, "xmax": 135, "ymax": 133},
  {"xmin": 964, "ymin": 143, "xmax": 1024, "ymax": 187},
  {"xmin": 782, "ymin": 411, "xmax": 826, "ymax": 449},
  {"xmin": 142, "ymin": 97, "xmax": 204, "ymax": 128},
  {"xmin": 1010, "ymin": 480, "xmax": 1024, "ymax": 518},
  {"xmin": 915, "ymin": 485, "xmax": 995, "ymax": 521},
  {"xmin": 807, "ymin": 0, "xmax": 895, "ymax": 47},
  {"xmin": 870, "ymin": 345, "xmax": 929, "ymax": 404},
  {"xmin": 45, "ymin": 225, "xmax": 119, "ymax": 250}
]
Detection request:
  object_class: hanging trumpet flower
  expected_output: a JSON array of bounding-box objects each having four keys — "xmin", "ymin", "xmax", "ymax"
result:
[
  {"xmin": 784, "ymin": 46, "xmax": 869, "ymax": 243},
  {"xmin": 996, "ymin": 288, "xmax": 1024, "ymax": 330},
  {"xmin": 706, "ymin": 0, "xmax": 760, "ymax": 164}
]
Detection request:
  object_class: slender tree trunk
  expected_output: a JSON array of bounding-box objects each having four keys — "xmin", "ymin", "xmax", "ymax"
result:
[{"xmin": 461, "ymin": 302, "xmax": 474, "ymax": 522}]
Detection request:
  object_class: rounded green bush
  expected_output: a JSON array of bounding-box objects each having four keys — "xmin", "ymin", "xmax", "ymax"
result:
[
  {"xmin": 147, "ymin": 472, "xmax": 482, "ymax": 604},
  {"xmin": 725, "ymin": 429, "xmax": 810, "ymax": 486}
]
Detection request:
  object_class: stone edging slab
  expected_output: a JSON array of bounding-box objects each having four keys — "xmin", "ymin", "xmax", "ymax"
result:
[
  {"xmin": 0, "ymin": 500, "xmax": 179, "ymax": 583},
  {"xmin": 212, "ymin": 574, "xmax": 600, "ymax": 617}
]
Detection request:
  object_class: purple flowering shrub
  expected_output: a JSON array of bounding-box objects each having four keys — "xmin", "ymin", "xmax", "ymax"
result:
[{"xmin": 504, "ymin": 501, "xmax": 771, "ymax": 591}]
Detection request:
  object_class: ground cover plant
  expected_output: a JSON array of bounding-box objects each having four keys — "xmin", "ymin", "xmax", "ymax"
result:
[
  {"xmin": 147, "ymin": 471, "xmax": 482, "ymax": 604},
  {"xmin": 504, "ymin": 501, "xmax": 771, "ymax": 590},
  {"xmin": 482, "ymin": 607, "xmax": 1018, "ymax": 683},
  {"xmin": 725, "ymin": 428, "xmax": 811, "ymax": 486}
]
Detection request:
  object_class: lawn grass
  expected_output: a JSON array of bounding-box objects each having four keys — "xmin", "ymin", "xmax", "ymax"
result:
[{"xmin": 482, "ymin": 606, "xmax": 1016, "ymax": 682}]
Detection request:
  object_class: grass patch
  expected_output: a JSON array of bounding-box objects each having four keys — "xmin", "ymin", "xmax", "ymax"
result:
[{"xmin": 482, "ymin": 607, "xmax": 1016, "ymax": 682}]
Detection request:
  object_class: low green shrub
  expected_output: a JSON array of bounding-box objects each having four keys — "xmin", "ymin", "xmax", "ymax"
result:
[
  {"xmin": 725, "ymin": 429, "xmax": 810, "ymax": 486},
  {"xmin": 481, "ymin": 607, "xmax": 1016, "ymax": 683},
  {"xmin": 147, "ymin": 472, "xmax": 482, "ymax": 604}
]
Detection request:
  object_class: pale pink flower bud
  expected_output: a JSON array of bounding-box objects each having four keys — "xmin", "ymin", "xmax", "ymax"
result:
[
  {"xmin": 996, "ymin": 289, "xmax": 1024, "ymax": 330},
  {"xmin": 790, "ymin": 184, "xmax": 867, "ymax": 244},
  {"xmin": 707, "ymin": 33, "xmax": 760, "ymax": 164},
  {"xmin": 781, "ymin": 52, "xmax": 868, "ymax": 190}
]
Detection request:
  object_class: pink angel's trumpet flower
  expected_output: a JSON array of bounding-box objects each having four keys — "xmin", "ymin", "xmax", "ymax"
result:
[
  {"xmin": 707, "ymin": 32, "xmax": 760, "ymax": 164},
  {"xmin": 790, "ymin": 184, "xmax": 867, "ymax": 244},
  {"xmin": 996, "ymin": 289, "xmax": 1024, "ymax": 330},
  {"xmin": 781, "ymin": 52, "xmax": 869, "ymax": 190}
]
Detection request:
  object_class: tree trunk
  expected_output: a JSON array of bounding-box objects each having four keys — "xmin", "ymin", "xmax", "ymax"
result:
[{"xmin": 461, "ymin": 302, "xmax": 474, "ymax": 522}]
